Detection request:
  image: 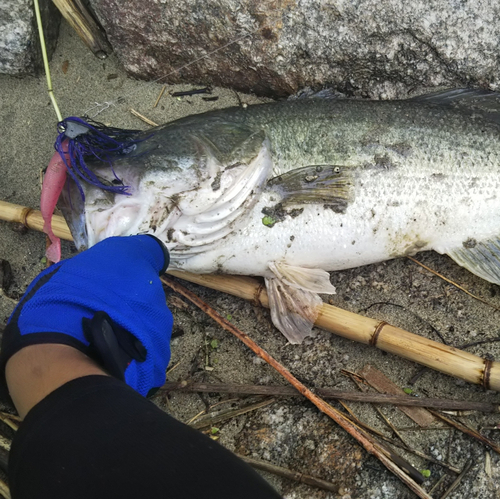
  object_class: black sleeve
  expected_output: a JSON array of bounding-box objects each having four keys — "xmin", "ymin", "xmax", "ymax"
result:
[{"xmin": 9, "ymin": 375, "xmax": 282, "ymax": 499}]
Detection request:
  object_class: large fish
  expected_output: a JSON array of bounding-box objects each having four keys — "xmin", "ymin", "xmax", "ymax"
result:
[{"xmin": 55, "ymin": 89, "xmax": 500, "ymax": 343}]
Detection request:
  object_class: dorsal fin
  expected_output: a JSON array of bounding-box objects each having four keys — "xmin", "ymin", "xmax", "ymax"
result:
[
  {"xmin": 288, "ymin": 87, "xmax": 344, "ymax": 100},
  {"xmin": 411, "ymin": 89, "xmax": 500, "ymax": 125}
]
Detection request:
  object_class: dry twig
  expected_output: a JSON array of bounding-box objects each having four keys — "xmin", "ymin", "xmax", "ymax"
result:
[
  {"xmin": 129, "ymin": 109, "xmax": 159, "ymax": 127},
  {"xmin": 237, "ymin": 454, "xmax": 339, "ymax": 493},
  {"xmin": 52, "ymin": 0, "xmax": 110, "ymax": 56},
  {"xmin": 429, "ymin": 474, "xmax": 447, "ymax": 495},
  {"xmin": 429, "ymin": 410, "xmax": 500, "ymax": 455},
  {"xmin": 0, "ymin": 478, "xmax": 10, "ymax": 499},
  {"xmin": 0, "ymin": 414, "xmax": 18, "ymax": 432},
  {"xmin": 343, "ymin": 372, "xmax": 460, "ymax": 474},
  {"xmin": 335, "ymin": 400, "xmax": 425, "ymax": 484},
  {"xmin": 160, "ymin": 381, "xmax": 500, "ymax": 413},
  {"xmin": 153, "ymin": 85, "xmax": 166, "ymax": 108}
]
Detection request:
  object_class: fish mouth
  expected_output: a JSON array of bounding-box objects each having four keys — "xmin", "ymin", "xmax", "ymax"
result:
[
  {"xmin": 58, "ymin": 176, "xmax": 89, "ymax": 251},
  {"xmin": 59, "ymin": 175, "xmax": 179, "ymax": 251},
  {"xmin": 57, "ymin": 163, "xmax": 146, "ymax": 252}
]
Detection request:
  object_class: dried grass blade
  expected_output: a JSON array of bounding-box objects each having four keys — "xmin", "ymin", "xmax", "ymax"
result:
[
  {"xmin": 439, "ymin": 460, "xmax": 473, "ymax": 499},
  {"xmin": 429, "ymin": 410, "xmax": 500, "ymax": 455},
  {"xmin": 407, "ymin": 256, "xmax": 498, "ymax": 311},
  {"xmin": 190, "ymin": 398, "xmax": 276, "ymax": 430}
]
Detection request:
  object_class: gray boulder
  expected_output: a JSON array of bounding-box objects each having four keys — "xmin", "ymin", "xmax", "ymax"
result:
[
  {"xmin": 0, "ymin": 0, "xmax": 60, "ymax": 76},
  {"xmin": 89, "ymin": 0, "xmax": 500, "ymax": 98}
]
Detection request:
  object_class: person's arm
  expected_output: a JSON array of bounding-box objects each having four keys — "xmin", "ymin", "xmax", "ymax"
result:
[
  {"xmin": 5, "ymin": 344, "xmax": 108, "ymax": 418},
  {"xmin": 8, "ymin": 373, "xmax": 283, "ymax": 499}
]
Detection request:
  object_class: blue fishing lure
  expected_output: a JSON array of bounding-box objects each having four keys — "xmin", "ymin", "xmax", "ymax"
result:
[{"xmin": 55, "ymin": 117, "xmax": 146, "ymax": 199}]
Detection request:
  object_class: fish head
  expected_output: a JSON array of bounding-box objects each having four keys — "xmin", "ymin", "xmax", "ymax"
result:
[{"xmin": 58, "ymin": 122, "xmax": 273, "ymax": 256}]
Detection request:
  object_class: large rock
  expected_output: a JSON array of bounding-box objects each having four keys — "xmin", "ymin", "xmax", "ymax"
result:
[
  {"xmin": 89, "ymin": 0, "xmax": 500, "ymax": 98},
  {"xmin": 0, "ymin": 0, "xmax": 60, "ymax": 75}
]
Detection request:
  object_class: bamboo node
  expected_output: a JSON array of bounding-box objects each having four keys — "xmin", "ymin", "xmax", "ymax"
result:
[
  {"xmin": 370, "ymin": 321, "xmax": 388, "ymax": 347},
  {"xmin": 20, "ymin": 208, "xmax": 34, "ymax": 228},
  {"xmin": 482, "ymin": 359, "xmax": 493, "ymax": 390},
  {"xmin": 253, "ymin": 282, "xmax": 266, "ymax": 307}
]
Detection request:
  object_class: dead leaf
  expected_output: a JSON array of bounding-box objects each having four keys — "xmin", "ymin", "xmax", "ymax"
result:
[
  {"xmin": 359, "ymin": 364, "xmax": 436, "ymax": 427},
  {"xmin": 168, "ymin": 295, "xmax": 190, "ymax": 310}
]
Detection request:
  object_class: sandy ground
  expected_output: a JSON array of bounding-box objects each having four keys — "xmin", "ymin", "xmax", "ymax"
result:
[{"xmin": 2, "ymin": 20, "xmax": 500, "ymax": 499}]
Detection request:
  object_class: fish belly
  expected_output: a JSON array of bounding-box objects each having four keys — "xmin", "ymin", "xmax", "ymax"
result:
[{"xmin": 172, "ymin": 166, "xmax": 500, "ymax": 278}]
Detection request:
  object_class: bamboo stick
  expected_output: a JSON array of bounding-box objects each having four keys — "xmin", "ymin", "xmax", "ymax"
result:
[
  {"xmin": 0, "ymin": 201, "xmax": 72, "ymax": 241},
  {"xmin": 2, "ymin": 200, "xmax": 500, "ymax": 391},
  {"xmin": 51, "ymin": 0, "xmax": 110, "ymax": 57},
  {"xmin": 165, "ymin": 272, "xmax": 500, "ymax": 392}
]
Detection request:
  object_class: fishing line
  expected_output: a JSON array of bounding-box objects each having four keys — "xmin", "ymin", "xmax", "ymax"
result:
[
  {"xmin": 35, "ymin": 1, "xmax": 282, "ymax": 120},
  {"xmin": 81, "ymin": 22, "xmax": 274, "ymax": 119},
  {"xmin": 34, "ymin": 0, "xmax": 63, "ymax": 121}
]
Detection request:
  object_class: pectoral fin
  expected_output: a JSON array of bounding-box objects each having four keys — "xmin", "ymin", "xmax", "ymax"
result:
[
  {"xmin": 268, "ymin": 165, "xmax": 354, "ymax": 213},
  {"xmin": 445, "ymin": 237, "xmax": 500, "ymax": 284},
  {"xmin": 265, "ymin": 262, "xmax": 336, "ymax": 344}
]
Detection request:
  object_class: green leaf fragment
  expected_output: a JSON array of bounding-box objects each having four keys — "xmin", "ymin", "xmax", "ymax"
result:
[
  {"xmin": 210, "ymin": 339, "xmax": 219, "ymax": 349},
  {"xmin": 40, "ymin": 256, "xmax": 47, "ymax": 264},
  {"xmin": 403, "ymin": 388, "xmax": 413, "ymax": 395},
  {"xmin": 226, "ymin": 314, "xmax": 232, "ymax": 321},
  {"xmin": 262, "ymin": 215, "xmax": 276, "ymax": 227},
  {"xmin": 211, "ymin": 427, "xmax": 220, "ymax": 435},
  {"xmin": 421, "ymin": 469, "xmax": 431, "ymax": 478}
]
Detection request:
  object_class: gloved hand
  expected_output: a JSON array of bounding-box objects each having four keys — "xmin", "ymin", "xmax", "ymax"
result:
[{"xmin": 0, "ymin": 235, "xmax": 172, "ymax": 397}]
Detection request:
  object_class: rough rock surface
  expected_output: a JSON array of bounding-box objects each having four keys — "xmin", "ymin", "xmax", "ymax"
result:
[
  {"xmin": 0, "ymin": 0, "xmax": 60, "ymax": 75},
  {"xmin": 89, "ymin": 0, "xmax": 500, "ymax": 98}
]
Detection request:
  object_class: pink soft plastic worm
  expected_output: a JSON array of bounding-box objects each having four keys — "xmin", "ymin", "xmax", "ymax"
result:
[{"xmin": 40, "ymin": 139, "xmax": 69, "ymax": 263}]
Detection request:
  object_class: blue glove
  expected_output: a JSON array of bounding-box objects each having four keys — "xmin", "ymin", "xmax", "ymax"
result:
[{"xmin": 0, "ymin": 235, "xmax": 173, "ymax": 397}]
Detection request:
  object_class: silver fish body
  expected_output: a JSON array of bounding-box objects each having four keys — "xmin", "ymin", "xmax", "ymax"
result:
[{"xmin": 60, "ymin": 90, "xmax": 500, "ymax": 343}]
